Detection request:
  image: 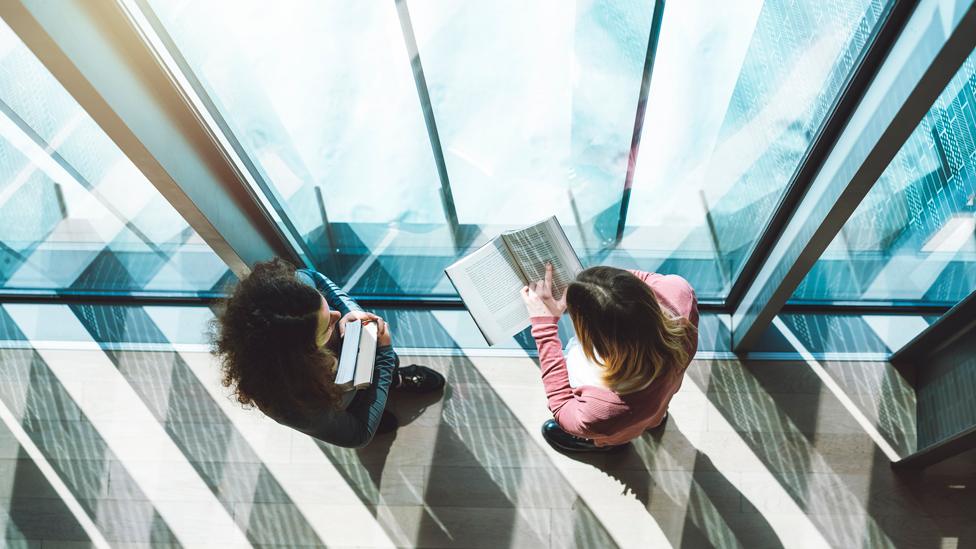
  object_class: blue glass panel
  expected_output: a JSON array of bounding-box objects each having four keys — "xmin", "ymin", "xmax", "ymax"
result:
[
  {"xmin": 0, "ymin": 23, "xmax": 229, "ymax": 294},
  {"xmin": 141, "ymin": 1, "xmax": 892, "ymax": 300},
  {"xmin": 147, "ymin": 1, "xmax": 447, "ymax": 270},
  {"xmin": 0, "ymin": 20, "xmax": 231, "ymax": 295},
  {"xmin": 627, "ymin": 0, "xmax": 891, "ymax": 296},
  {"xmin": 408, "ymin": 1, "xmax": 652, "ymax": 228},
  {"xmin": 145, "ymin": 0, "xmax": 655, "ymax": 295},
  {"xmin": 793, "ymin": 52, "xmax": 976, "ymax": 304}
]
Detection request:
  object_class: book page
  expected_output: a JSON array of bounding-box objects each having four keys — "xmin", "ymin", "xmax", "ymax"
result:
[
  {"xmin": 353, "ymin": 322, "xmax": 377, "ymax": 389},
  {"xmin": 445, "ymin": 238, "xmax": 529, "ymax": 345},
  {"xmin": 502, "ymin": 216, "xmax": 584, "ymax": 299},
  {"xmin": 335, "ymin": 320, "xmax": 361, "ymax": 391}
]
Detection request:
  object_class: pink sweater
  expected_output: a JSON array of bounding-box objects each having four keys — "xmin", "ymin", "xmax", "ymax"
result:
[{"xmin": 530, "ymin": 270, "xmax": 699, "ymax": 446}]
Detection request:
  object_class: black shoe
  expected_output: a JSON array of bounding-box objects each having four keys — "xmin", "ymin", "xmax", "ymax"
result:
[
  {"xmin": 377, "ymin": 410, "xmax": 399, "ymax": 434},
  {"xmin": 394, "ymin": 365, "xmax": 445, "ymax": 393},
  {"xmin": 541, "ymin": 419, "xmax": 622, "ymax": 453}
]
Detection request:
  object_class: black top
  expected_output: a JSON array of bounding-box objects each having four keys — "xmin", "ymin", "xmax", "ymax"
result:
[{"xmin": 259, "ymin": 269, "xmax": 396, "ymax": 448}]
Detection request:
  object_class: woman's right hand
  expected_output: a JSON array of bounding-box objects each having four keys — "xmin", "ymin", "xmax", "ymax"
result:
[
  {"xmin": 521, "ymin": 263, "xmax": 567, "ymax": 317},
  {"xmin": 373, "ymin": 317, "xmax": 392, "ymax": 346}
]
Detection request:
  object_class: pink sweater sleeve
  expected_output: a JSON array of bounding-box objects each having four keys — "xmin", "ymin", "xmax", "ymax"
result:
[{"xmin": 529, "ymin": 316, "xmax": 592, "ymax": 436}]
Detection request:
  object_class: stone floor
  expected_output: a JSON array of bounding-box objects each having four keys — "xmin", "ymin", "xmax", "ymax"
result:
[{"xmin": 1, "ymin": 339, "xmax": 973, "ymax": 548}]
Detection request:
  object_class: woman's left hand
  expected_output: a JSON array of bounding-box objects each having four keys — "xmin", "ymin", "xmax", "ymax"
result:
[
  {"xmin": 520, "ymin": 263, "xmax": 567, "ymax": 317},
  {"xmin": 339, "ymin": 311, "xmax": 381, "ymax": 337}
]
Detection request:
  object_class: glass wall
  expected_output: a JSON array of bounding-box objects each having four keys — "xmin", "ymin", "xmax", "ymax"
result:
[
  {"xmin": 625, "ymin": 0, "xmax": 892, "ymax": 297},
  {"xmin": 793, "ymin": 51, "xmax": 976, "ymax": 305},
  {"xmin": 406, "ymin": 1, "xmax": 653, "ymax": 236},
  {"xmin": 147, "ymin": 0, "xmax": 452, "ymax": 296},
  {"xmin": 142, "ymin": 0, "xmax": 896, "ymax": 301},
  {"xmin": 0, "ymin": 20, "xmax": 232, "ymax": 296},
  {"xmin": 146, "ymin": 0, "xmax": 656, "ymax": 297}
]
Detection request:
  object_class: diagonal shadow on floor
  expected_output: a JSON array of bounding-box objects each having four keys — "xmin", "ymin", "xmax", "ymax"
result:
[
  {"xmin": 68, "ymin": 304, "xmax": 325, "ymax": 547},
  {"xmin": 313, "ymin": 351, "xmax": 620, "ymax": 548},
  {"xmin": 555, "ymin": 420, "xmax": 786, "ymax": 549},
  {"xmin": 687, "ymin": 357, "xmax": 950, "ymax": 548},
  {"xmin": 0, "ymin": 347, "xmax": 177, "ymax": 545}
]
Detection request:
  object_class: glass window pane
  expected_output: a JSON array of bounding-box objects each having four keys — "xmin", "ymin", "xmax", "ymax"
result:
[
  {"xmin": 143, "ymin": 1, "xmax": 895, "ymax": 300},
  {"xmin": 0, "ymin": 20, "xmax": 231, "ymax": 295},
  {"xmin": 793, "ymin": 52, "xmax": 976, "ymax": 304},
  {"xmin": 147, "ymin": 1, "xmax": 447, "ymax": 252},
  {"xmin": 408, "ymin": 1, "xmax": 653, "ymax": 228},
  {"xmin": 145, "ymin": 0, "xmax": 655, "ymax": 295},
  {"xmin": 625, "ymin": 0, "xmax": 892, "ymax": 298}
]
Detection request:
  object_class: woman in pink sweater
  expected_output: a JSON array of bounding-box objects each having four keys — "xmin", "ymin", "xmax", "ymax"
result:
[{"xmin": 520, "ymin": 264, "xmax": 698, "ymax": 452}]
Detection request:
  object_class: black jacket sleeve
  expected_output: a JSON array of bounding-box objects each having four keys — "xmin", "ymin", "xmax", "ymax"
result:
[{"xmin": 300, "ymin": 345, "xmax": 397, "ymax": 448}]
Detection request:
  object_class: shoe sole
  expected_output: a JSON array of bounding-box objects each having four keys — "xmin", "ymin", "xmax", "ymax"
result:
[{"xmin": 540, "ymin": 424, "xmax": 625, "ymax": 453}]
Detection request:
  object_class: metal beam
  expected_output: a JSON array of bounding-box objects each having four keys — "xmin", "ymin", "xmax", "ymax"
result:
[
  {"xmin": 0, "ymin": 289, "xmax": 727, "ymax": 312},
  {"xmin": 732, "ymin": 0, "xmax": 976, "ymax": 351},
  {"xmin": 395, "ymin": 0, "xmax": 462, "ymax": 248},
  {"xmin": 891, "ymin": 289, "xmax": 976, "ymax": 362},
  {"xmin": 725, "ymin": 0, "xmax": 914, "ymax": 309},
  {"xmin": 779, "ymin": 300, "xmax": 952, "ymax": 316},
  {"xmin": 615, "ymin": 0, "xmax": 666, "ymax": 244},
  {"xmin": 892, "ymin": 425, "xmax": 976, "ymax": 469},
  {"xmin": 128, "ymin": 0, "xmax": 320, "ymax": 267},
  {"xmin": 0, "ymin": 0, "xmax": 304, "ymax": 277}
]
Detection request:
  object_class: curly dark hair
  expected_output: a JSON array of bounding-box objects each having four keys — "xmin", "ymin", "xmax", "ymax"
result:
[{"xmin": 211, "ymin": 257, "xmax": 342, "ymax": 418}]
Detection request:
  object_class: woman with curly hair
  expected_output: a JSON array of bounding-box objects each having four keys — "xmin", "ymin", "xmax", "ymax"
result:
[
  {"xmin": 212, "ymin": 258, "xmax": 445, "ymax": 448},
  {"xmin": 521, "ymin": 264, "xmax": 698, "ymax": 452}
]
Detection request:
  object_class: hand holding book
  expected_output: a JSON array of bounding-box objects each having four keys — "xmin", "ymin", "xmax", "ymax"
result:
[
  {"xmin": 338, "ymin": 310, "xmax": 381, "ymax": 337},
  {"xmin": 445, "ymin": 216, "xmax": 582, "ymax": 345},
  {"xmin": 374, "ymin": 318, "xmax": 392, "ymax": 346},
  {"xmin": 520, "ymin": 263, "xmax": 567, "ymax": 317},
  {"xmin": 335, "ymin": 314, "xmax": 390, "ymax": 405}
]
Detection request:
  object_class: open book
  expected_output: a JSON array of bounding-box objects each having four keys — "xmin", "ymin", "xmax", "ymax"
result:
[
  {"xmin": 445, "ymin": 216, "xmax": 584, "ymax": 345},
  {"xmin": 335, "ymin": 320, "xmax": 378, "ymax": 394}
]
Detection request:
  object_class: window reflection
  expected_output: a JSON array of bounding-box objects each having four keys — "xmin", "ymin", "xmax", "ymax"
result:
[
  {"xmin": 628, "ymin": 0, "xmax": 892, "ymax": 296},
  {"xmin": 794, "ymin": 53, "xmax": 976, "ymax": 304},
  {"xmin": 0, "ymin": 20, "xmax": 231, "ymax": 295}
]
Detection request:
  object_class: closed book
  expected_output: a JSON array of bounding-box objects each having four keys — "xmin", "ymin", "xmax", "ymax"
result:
[
  {"xmin": 353, "ymin": 322, "xmax": 378, "ymax": 390},
  {"xmin": 335, "ymin": 320, "xmax": 362, "ymax": 391}
]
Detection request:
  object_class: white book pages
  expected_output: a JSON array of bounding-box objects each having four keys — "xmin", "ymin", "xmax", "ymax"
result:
[
  {"xmin": 353, "ymin": 322, "xmax": 378, "ymax": 389},
  {"xmin": 503, "ymin": 216, "xmax": 583, "ymax": 300},
  {"xmin": 445, "ymin": 216, "xmax": 582, "ymax": 345},
  {"xmin": 335, "ymin": 319, "xmax": 361, "ymax": 391},
  {"xmin": 445, "ymin": 238, "xmax": 528, "ymax": 345}
]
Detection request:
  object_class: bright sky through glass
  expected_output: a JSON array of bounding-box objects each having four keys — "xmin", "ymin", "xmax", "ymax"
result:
[
  {"xmin": 0, "ymin": 20, "xmax": 229, "ymax": 294},
  {"xmin": 627, "ymin": 0, "xmax": 889, "ymax": 294},
  {"xmin": 409, "ymin": 1, "xmax": 652, "ymax": 231},
  {"xmin": 144, "ymin": 0, "xmax": 894, "ymax": 300},
  {"xmin": 151, "ymin": 0, "xmax": 444, "ymax": 230}
]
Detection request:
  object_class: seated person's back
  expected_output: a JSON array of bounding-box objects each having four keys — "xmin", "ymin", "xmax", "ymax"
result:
[
  {"xmin": 521, "ymin": 264, "xmax": 699, "ymax": 451},
  {"xmin": 210, "ymin": 258, "xmax": 445, "ymax": 449}
]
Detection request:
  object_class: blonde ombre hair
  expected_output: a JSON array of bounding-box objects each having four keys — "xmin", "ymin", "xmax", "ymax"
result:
[{"xmin": 566, "ymin": 267, "xmax": 695, "ymax": 394}]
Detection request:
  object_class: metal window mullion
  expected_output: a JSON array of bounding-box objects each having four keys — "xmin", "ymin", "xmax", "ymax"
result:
[
  {"xmin": 732, "ymin": 0, "xmax": 976, "ymax": 351},
  {"xmin": 0, "ymin": 0, "xmax": 304, "ymax": 277},
  {"xmin": 614, "ymin": 0, "xmax": 666, "ymax": 245},
  {"xmin": 395, "ymin": 0, "xmax": 462, "ymax": 248},
  {"xmin": 127, "ymin": 0, "xmax": 319, "ymax": 268},
  {"xmin": 724, "ymin": 0, "xmax": 915, "ymax": 309}
]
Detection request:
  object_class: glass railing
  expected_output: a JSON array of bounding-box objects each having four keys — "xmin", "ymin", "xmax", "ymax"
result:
[
  {"xmin": 0, "ymin": 20, "xmax": 232, "ymax": 296},
  {"xmin": 143, "ymin": 0, "xmax": 895, "ymax": 301},
  {"xmin": 627, "ymin": 0, "xmax": 892, "ymax": 297},
  {"xmin": 793, "ymin": 52, "xmax": 976, "ymax": 306}
]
